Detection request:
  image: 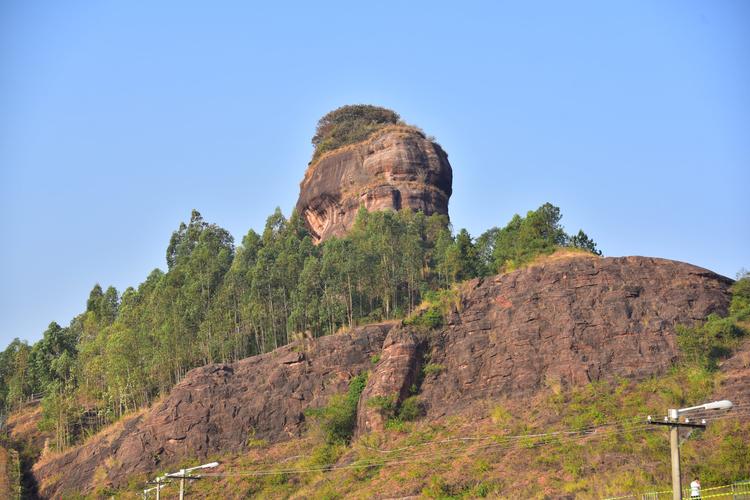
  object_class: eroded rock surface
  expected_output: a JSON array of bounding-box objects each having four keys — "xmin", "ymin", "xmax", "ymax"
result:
[
  {"xmin": 33, "ymin": 256, "xmax": 734, "ymax": 497},
  {"xmin": 296, "ymin": 126, "xmax": 452, "ymax": 243},
  {"xmin": 356, "ymin": 328, "xmax": 425, "ymax": 436},
  {"xmin": 33, "ymin": 324, "xmax": 392, "ymax": 498},
  {"xmin": 417, "ymin": 256, "xmax": 732, "ymax": 417}
]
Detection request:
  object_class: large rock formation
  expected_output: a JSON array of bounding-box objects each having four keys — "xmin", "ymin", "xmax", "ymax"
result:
[
  {"xmin": 354, "ymin": 255, "xmax": 733, "ymax": 432},
  {"xmin": 296, "ymin": 126, "xmax": 453, "ymax": 243},
  {"xmin": 33, "ymin": 255, "xmax": 733, "ymax": 498},
  {"xmin": 33, "ymin": 324, "xmax": 393, "ymax": 499}
]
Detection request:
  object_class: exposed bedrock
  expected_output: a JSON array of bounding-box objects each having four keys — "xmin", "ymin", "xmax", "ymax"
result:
[
  {"xmin": 356, "ymin": 255, "xmax": 732, "ymax": 432},
  {"xmin": 33, "ymin": 324, "xmax": 393, "ymax": 498},
  {"xmin": 33, "ymin": 255, "xmax": 732, "ymax": 497},
  {"xmin": 417, "ymin": 255, "xmax": 732, "ymax": 418},
  {"xmin": 356, "ymin": 328, "xmax": 425, "ymax": 436},
  {"xmin": 296, "ymin": 126, "xmax": 453, "ymax": 243}
]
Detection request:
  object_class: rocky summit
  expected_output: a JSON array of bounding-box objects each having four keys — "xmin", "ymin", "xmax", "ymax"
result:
[
  {"xmin": 32, "ymin": 254, "xmax": 733, "ymax": 498},
  {"xmin": 296, "ymin": 125, "xmax": 452, "ymax": 243}
]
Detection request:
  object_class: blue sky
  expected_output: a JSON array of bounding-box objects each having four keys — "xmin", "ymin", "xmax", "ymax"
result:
[{"xmin": 1, "ymin": 1, "xmax": 748, "ymax": 347}]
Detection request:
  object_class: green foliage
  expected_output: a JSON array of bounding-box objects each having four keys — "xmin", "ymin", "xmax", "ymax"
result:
[
  {"xmin": 405, "ymin": 288, "xmax": 459, "ymax": 329},
  {"xmin": 405, "ymin": 305, "xmax": 444, "ymax": 329},
  {"xmin": 303, "ymin": 443, "xmax": 345, "ymax": 469},
  {"xmin": 676, "ymin": 277, "xmax": 749, "ymax": 370},
  {"xmin": 477, "ymin": 202, "xmax": 601, "ymax": 274},
  {"xmin": 729, "ymin": 273, "xmax": 750, "ymax": 321},
  {"xmin": 366, "ymin": 394, "xmax": 397, "ymax": 417},
  {"xmin": 421, "ymin": 475, "xmax": 450, "ymax": 498},
  {"xmin": 370, "ymin": 354, "xmax": 381, "ymax": 365},
  {"xmin": 397, "ymin": 395, "xmax": 424, "ymax": 421},
  {"xmin": 311, "ymin": 105, "xmax": 401, "ymax": 160},
  {"xmin": 442, "ymin": 228, "xmax": 479, "ymax": 282},
  {"xmin": 305, "ymin": 372, "xmax": 368, "ymax": 444},
  {"xmin": 568, "ymin": 229, "xmax": 602, "ymax": 255},
  {"xmin": 676, "ymin": 315, "xmax": 744, "ymax": 370},
  {"xmin": 423, "ymin": 363, "xmax": 446, "ymax": 376}
]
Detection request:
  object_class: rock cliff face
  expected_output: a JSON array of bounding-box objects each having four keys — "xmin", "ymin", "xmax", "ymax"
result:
[
  {"xmin": 296, "ymin": 126, "xmax": 452, "ymax": 243},
  {"xmin": 358, "ymin": 256, "xmax": 732, "ymax": 431},
  {"xmin": 33, "ymin": 324, "xmax": 393, "ymax": 499},
  {"xmin": 33, "ymin": 256, "xmax": 732, "ymax": 498}
]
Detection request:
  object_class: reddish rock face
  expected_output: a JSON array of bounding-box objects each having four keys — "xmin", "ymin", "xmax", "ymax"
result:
[
  {"xmin": 296, "ymin": 126, "xmax": 453, "ymax": 243},
  {"xmin": 32, "ymin": 324, "xmax": 392, "ymax": 499},
  {"xmin": 32, "ymin": 256, "xmax": 733, "ymax": 497},
  {"xmin": 417, "ymin": 256, "xmax": 732, "ymax": 418},
  {"xmin": 355, "ymin": 255, "xmax": 733, "ymax": 433},
  {"xmin": 355, "ymin": 328, "xmax": 425, "ymax": 436}
]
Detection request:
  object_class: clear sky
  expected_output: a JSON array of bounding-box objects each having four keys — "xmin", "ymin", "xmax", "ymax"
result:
[{"xmin": 1, "ymin": 1, "xmax": 748, "ymax": 347}]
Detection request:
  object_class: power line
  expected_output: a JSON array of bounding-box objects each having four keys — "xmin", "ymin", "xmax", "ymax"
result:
[{"xmin": 140, "ymin": 407, "xmax": 750, "ymax": 490}]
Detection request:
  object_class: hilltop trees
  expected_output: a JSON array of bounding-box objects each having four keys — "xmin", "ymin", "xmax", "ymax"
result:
[
  {"xmin": 476, "ymin": 202, "xmax": 601, "ymax": 274},
  {"xmin": 0, "ymin": 202, "xmax": 601, "ymax": 452}
]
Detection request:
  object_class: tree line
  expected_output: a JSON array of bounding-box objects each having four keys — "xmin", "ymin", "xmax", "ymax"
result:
[{"xmin": 0, "ymin": 202, "xmax": 599, "ymax": 450}]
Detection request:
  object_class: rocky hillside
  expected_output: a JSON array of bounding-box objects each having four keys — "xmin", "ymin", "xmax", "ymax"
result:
[
  {"xmin": 296, "ymin": 125, "xmax": 452, "ymax": 243},
  {"xmin": 31, "ymin": 254, "xmax": 733, "ymax": 498}
]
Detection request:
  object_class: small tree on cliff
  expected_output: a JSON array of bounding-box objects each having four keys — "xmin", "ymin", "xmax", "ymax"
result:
[{"xmin": 311, "ymin": 104, "xmax": 401, "ymax": 160}]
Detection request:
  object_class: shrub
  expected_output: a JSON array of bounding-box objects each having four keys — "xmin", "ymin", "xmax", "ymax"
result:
[
  {"xmin": 398, "ymin": 396, "xmax": 424, "ymax": 421},
  {"xmin": 404, "ymin": 288, "xmax": 460, "ymax": 329},
  {"xmin": 304, "ymin": 372, "xmax": 368, "ymax": 444},
  {"xmin": 730, "ymin": 274, "xmax": 750, "ymax": 321},
  {"xmin": 311, "ymin": 105, "xmax": 401, "ymax": 161},
  {"xmin": 676, "ymin": 314, "xmax": 745, "ymax": 370},
  {"xmin": 367, "ymin": 394, "xmax": 397, "ymax": 418},
  {"xmin": 423, "ymin": 363, "xmax": 445, "ymax": 376}
]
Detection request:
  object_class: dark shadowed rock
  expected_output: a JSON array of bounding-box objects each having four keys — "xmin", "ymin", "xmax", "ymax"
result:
[{"xmin": 296, "ymin": 126, "xmax": 452, "ymax": 243}]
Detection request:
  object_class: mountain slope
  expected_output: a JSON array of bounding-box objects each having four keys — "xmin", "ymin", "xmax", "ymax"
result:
[{"xmin": 32, "ymin": 255, "xmax": 733, "ymax": 498}]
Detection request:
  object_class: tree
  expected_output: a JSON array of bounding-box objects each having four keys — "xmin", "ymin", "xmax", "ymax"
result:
[
  {"xmin": 490, "ymin": 203, "xmax": 569, "ymax": 272},
  {"xmin": 443, "ymin": 229, "xmax": 478, "ymax": 282},
  {"xmin": 29, "ymin": 322, "xmax": 77, "ymax": 392},
  {"xmin": 569, "ymin": 230, "xmax": 602, "ymax": 255}
]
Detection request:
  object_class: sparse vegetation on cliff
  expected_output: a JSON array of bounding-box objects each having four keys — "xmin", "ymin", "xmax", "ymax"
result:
[
  {"xmin": 305, "ymin": 372, "xmax": 368, "ymax": 445},
  {"xmin": 677, "ymin": 273, "xmax": 750, "ymax": 369}
]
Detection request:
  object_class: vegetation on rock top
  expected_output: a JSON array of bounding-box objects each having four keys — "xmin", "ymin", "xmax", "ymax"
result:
[{"xmin": 311, "ymin": 104, "xmax": 403, "ymax": 161}]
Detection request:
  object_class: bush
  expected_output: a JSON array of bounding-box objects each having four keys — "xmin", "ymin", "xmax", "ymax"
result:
[
  {"xmin": 405, "ymin": 305, "xmax": 443, "ymax": 328},
  {"xmin": 676, "ymin": 314, "xmax": 745, "ymax": 370},
  {"xmin": 367, "ymin": 394, "xmax": 397, "ymax": 418},
  {"xmin": 404, "ymin": 288, "xmax": 459, "ymax": 329},
  {"xmin": 730, "ymin": 274, "xmax": 750, "ymax": 321},
  {"xmin": 423, "ymin": 363, "xmax": 445, "ymax": 376},
  {"xmin": 398, "ymin": 395, "xmax": 424, "ymax": 421},
  {"xmin": 311, "ymin": 105, "xmax": 401, "ymax": 161},
  {"xmin": 304, "ymin": 372, "xmax": 368, "ymax": 444}
]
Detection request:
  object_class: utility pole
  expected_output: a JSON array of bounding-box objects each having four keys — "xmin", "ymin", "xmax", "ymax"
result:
[
  {"xmin": 142, "ymin": 476, "xmax": 166, "ymax": 500},
  {"xmin": 648, "ymin": 400, "xmax": 732, "ymax": 500},
  {"xmin": 178, "ymin": 469, "xmax": 186, "ymax": 500},
  {"xmin": 145, "ymin": 461, "xmax": 219, "ymax": 499}
]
